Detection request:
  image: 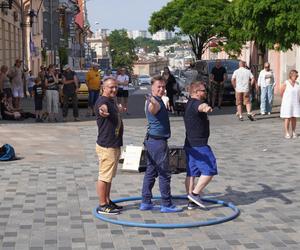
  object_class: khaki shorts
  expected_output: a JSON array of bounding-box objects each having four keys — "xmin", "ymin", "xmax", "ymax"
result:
[
  {"xmin": 236, "ymin": 92, "xmax": 250, "ymax": 106},
  {"xmin": 211, "ymin": 81, "xmax": 224, "ymax": 96},
  {"xmin": 96, "ymin": 144, "xmax": 121, "ymax": 183}
]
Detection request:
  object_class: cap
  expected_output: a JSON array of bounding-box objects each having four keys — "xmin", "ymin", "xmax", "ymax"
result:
[{"xmin": 63, "ymin": 64, "xmax": 71, "ymax": 70}]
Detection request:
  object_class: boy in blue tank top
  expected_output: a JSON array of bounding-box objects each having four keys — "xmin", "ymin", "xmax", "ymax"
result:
[{"xmin": 184, "ymin": 81, "xmax": 218, "ymax": 210}]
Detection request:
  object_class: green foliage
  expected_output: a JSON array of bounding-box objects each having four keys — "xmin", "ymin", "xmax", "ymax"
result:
[
  {"xmin": 108, "ymin": 29, "xmax": 137, "ymax": 70},
  {"xmin": 226, "ymin": 0, "xmax": 300, "ymax": 55},
  {"xmin": 134, "ymin": 37, "xmax": 182, "ymax": 54},
  {"xmin": 149, "ymin": 0, "xmax": 229, "ymax": 59}
]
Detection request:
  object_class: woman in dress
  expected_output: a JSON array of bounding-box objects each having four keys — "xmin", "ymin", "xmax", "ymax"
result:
[{"xmin": 280, "ymin": 69, "xmax": 300, "ymax": 139}]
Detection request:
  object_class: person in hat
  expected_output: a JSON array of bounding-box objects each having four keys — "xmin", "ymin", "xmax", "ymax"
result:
[
  {"xmin": 86, "ymin": 63, "xmax": 101, "ymax": 116},
  {"xmin": 62, "ymin": 65, "xmax": 79, "ymax": 122}
]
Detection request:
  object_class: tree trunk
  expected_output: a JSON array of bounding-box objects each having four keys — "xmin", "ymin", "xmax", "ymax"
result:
[
  {"xmin": 257, "ymin": 43, "xmax": 266, "ymax": 72},
  {"xmin": 189, "ymin": 35, "xmax": 202, "ymax": 60}
]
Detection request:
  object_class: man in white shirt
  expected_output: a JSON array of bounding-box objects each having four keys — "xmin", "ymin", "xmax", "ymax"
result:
[
  {"xmin": 257, "ymin": 62, "xmax": 275, "ymax": 115},
  {"xmin": 232, "ymin": 61, "xmax": 255, "ymax": 121},
  {"xmin": 116, "ymin": 68, "xmax": 130, "ymax": 114}
]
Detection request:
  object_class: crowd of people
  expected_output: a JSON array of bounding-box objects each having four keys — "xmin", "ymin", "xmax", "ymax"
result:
[{"xmin": 0, "ymin": 60, "xmax": 132, "ymax": 122}]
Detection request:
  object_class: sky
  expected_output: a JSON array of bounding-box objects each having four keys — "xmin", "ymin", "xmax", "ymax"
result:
[{"xmin": 86, "ymin": 0, "xmax": 171, "ymax": 32}]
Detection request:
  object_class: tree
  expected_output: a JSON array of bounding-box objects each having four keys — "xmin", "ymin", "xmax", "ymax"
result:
[
  {"xmin": 149, "ymin": 0, "xmax": 229, "ymax": 60},
  {"xmin": 134, "ymin": 37, "xmax": 183, "ymax": 54},
  {"xmin": 226, "ymin": 0, "xmax": 300, "ymax": 66},
  {"xmin": 108, "ymin": 29, "xmax": 137, "ymax": 70}
]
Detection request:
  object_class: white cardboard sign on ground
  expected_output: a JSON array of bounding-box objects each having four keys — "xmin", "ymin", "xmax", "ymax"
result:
[{"xmin": 122, "ymin": 145, "xmax": 143, "ymax": 172}]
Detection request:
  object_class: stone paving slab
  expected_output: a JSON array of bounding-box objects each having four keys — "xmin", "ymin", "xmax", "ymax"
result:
[{"xmin": 0, "ymin": 109, "xmax": 299, "ymax": 249}]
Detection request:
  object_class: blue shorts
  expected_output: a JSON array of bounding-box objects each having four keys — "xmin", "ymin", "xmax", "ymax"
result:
[{"xmin": 185, "ymin": 145, "xmax": 218, "ymax": 177}]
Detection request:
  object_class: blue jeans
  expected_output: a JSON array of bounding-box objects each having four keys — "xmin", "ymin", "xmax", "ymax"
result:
[
  {"xmin": 260, "ymin": 85, "xmax": 273, "ymax": 113},
  {"xmin": 88, "ymin": 90, "xmax": 100, "ymax": 108},
  {"xmin": 141, "ymin": 138, "xmax": 172, "ymax": 207}
]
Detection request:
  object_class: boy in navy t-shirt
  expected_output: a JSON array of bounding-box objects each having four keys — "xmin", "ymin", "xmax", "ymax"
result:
[
  {"xmin": 184, "ymin": 81, "xmax": 218, "ymax": 210},
  {"xmin": 32, "ymin": 77, "xmax": 44, "ymax": 122}
]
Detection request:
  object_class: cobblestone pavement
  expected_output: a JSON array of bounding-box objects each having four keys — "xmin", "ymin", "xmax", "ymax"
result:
[{"xmin": 0, "ymin": 101, "xmax": 300, "ymax": 250}]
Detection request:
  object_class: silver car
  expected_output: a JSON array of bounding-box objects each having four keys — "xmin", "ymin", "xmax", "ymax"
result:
[{"xmin": 138, "ymin": 75, "xmax": 151, "ymax": 85}]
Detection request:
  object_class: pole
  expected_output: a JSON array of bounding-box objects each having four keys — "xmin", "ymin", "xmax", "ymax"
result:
[
  {"xmin": 50, "ymin": 0, "xmax": 53, "ymax": 64},
  {"xmin": 20, "ymin": 0, "xmax": 25, "ymax": 69}
]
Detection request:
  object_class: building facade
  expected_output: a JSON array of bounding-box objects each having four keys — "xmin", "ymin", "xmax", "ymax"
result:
[{"xmin": 0, "ymin": 0, "xmax": 22, "ymax": 68}]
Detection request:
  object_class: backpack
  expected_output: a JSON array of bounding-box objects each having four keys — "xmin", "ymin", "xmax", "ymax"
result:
[{"xmin": 0, "ymin": 144, "xmax": 16, "ymax": 161}]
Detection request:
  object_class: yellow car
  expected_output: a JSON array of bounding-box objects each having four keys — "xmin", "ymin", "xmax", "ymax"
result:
[{"xmin": 75, "ymin": 70, "xmax": 89, "ymax": 102}]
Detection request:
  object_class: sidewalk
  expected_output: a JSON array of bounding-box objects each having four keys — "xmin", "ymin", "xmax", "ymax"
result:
[{"xmin": 0, "ymin": 98, "xmax": 299, "ymax": 250}]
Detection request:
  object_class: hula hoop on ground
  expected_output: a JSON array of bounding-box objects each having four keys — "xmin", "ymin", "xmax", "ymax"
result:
[{"xmin": 93, "ymin": 195, "xmax": 240, "ymax": 229}]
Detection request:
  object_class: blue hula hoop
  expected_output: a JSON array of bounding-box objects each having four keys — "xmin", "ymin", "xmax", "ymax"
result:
[{"xmin": 93, "ymin": 195, "xmax": 240, "ymax": 229}]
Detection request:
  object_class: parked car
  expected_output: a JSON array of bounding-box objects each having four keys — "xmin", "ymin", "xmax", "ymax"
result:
[
  {"xmin": 137, "ymin": 75, "xmax": 151, "ymax": 85},
  {"xmin": 75, "ymin": 70, "xmax": 89, "ymax": 102},
  {"xmin": 195, "ymin": 59, "xmax": 239, "ymax": 103}
]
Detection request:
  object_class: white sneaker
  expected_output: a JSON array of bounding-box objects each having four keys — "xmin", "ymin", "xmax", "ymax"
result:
[
  {"xmin": 292, "ymin": 132, "xmax": 298, "ymax": 139},
  {"xmin": 267, "ymin": 112, "xmax": 271, "ymax": 115},
  {"xmin": 261, "ymin": 112, "xmax": 266, "ymax": 115},
  {"xmin": 285, "ymin": 133, "xmax": 291, "ymax": 139}
]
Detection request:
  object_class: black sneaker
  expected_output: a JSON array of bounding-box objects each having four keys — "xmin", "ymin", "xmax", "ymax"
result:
[
  {"xmin": 109, "ymin": 200, "xmax": 123, "ymax": 210},
  {"xmin": 247, "ymin": 113, "xmax": 255, "ymax": 121},
  {"xmin": 187, "ymin": 201, "xmax": 197, "ymax": 210},
  {"xmin": 96, "ymin": 204, "xmax": 119, "ymax": 215}
]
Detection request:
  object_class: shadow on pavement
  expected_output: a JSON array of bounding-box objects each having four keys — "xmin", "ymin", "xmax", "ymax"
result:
[{"xmin": 210, "ymin": 183, "xmax": 293, "ymax": 206}]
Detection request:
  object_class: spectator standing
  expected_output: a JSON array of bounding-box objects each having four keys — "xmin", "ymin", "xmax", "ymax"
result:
[
  {"xmin": 45, "ymin": 65, "xmax": 59, "ymax": 122},
  {"xmin": 231, "ymin": 61, "xmax": 255, "ymax": 121},
  {"xmin": 184, "ymin": 82, "xmax": 217, "ymax": 210},
  {"xmin": 62, "ymin": 65, "xmax": 79, "ymax": 122},
  {"xmin": 258, "ymin": 62, "xmax": 275, "ymax": 115},
  {"xmin": 32, "ymin": 77, "xmax": 44, "ymax": 122},
  {"xmin": 210, "ymin": 60, "xmax": 227, "ymax": 109},
  {"xmin": 162, "ymin": 67, "xmax": 178, "ymax": 114},
  {"xmin": 86, "ymin": 63, "xmax": 101, "ymax": 116},
  {"xmin": 38, "ymin": 65, "xmax": 47, "ymax": 86},
  {"xmin": 0, "ymin": 65, "xmax": 13, "ymax": 107},
  {"xmin": 280, "ymin": 70, "xmax": 300, "ymax": 139},
  {"xmin": 95, "ymin": 77, "xmax": 124, "ymax": 215},
  {"xmin": 140, "ymin": 75, "xmax": 182, "ymax": 213},
  {"xmin": 102, "ymin": 69, "xmax": 114, "ymax": 81},
  {"xmin": 8, "ymin": 59, "xmax": 24, "ymax": 109},
  {"xmin": 116, "ymin": 68, "xmax": 130, "ymax": 114},
  {"xmin": 27, "ymin": 71, "xmax": 35, "ymax": 97}
]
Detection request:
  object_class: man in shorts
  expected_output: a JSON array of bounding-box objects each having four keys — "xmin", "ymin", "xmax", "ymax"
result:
[
  {"xmin": 9, "ymin": 59, "xmax": 24, "ymax": 109},
  {"xmin": 95, "ymin": 77, "xmax": 124, "ymax": 215},
  {"xmin": 184, "ymin": 81, "xmax": 218, "ymax": 210},
  {"xmin": 210, "ymin": 60, "xmax": 227, "ymax": 109},
  {"xmin": 232, "ymin": 61, "xmax": 255, "ymax": 121}
]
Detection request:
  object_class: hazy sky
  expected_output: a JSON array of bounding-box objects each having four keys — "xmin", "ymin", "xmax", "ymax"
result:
[{"xmin": 86, "ymin": 0, "xmax": 171, "ymax": 32}]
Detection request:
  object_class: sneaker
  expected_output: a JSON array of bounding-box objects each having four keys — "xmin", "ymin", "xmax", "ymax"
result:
[
  {"xmin": 247, "ymin": 113, "xmax": 255, "ymax": 121},
  {"xmin": 267, "ymin": 112, "xmax": 271, "ymax": 115},
  {"xmin": 160, "ymin": 204, "xmax": 183, "ymax": 213},
  {"xmin": 139, "ymin": 202, "xmax": 154, "ymax": 211},
  {"xmin": 74, "ymin": 117, "xmax": 80, "ymax": 122},
  {"xmin": 239, "ymin": 116, "xmax": 243, "ymax": 121},
  {"xmin": 285, "ymin": 133, "xmax": 291, "ymax": 139},
  {"xmin": 261, "ymin": 112, "xmax": 266, "ymax": 115},
  {"xmin": 187, "ymin": 201, "xmax": 197, "ymax": 210},
  {"xmin": 109, "ymin": 200, "xmax": 123, "ymax": 210},
  {"xmin": 187, "ymin": 194, "xmax": 208, "ymax": 210},
  {"xmin": 96, "ymin": 204, "xmax": 119, "ymax": 215},
  {"xmin": 292, "ymin": 132, "xmax": 298, "ymax": 139}
]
